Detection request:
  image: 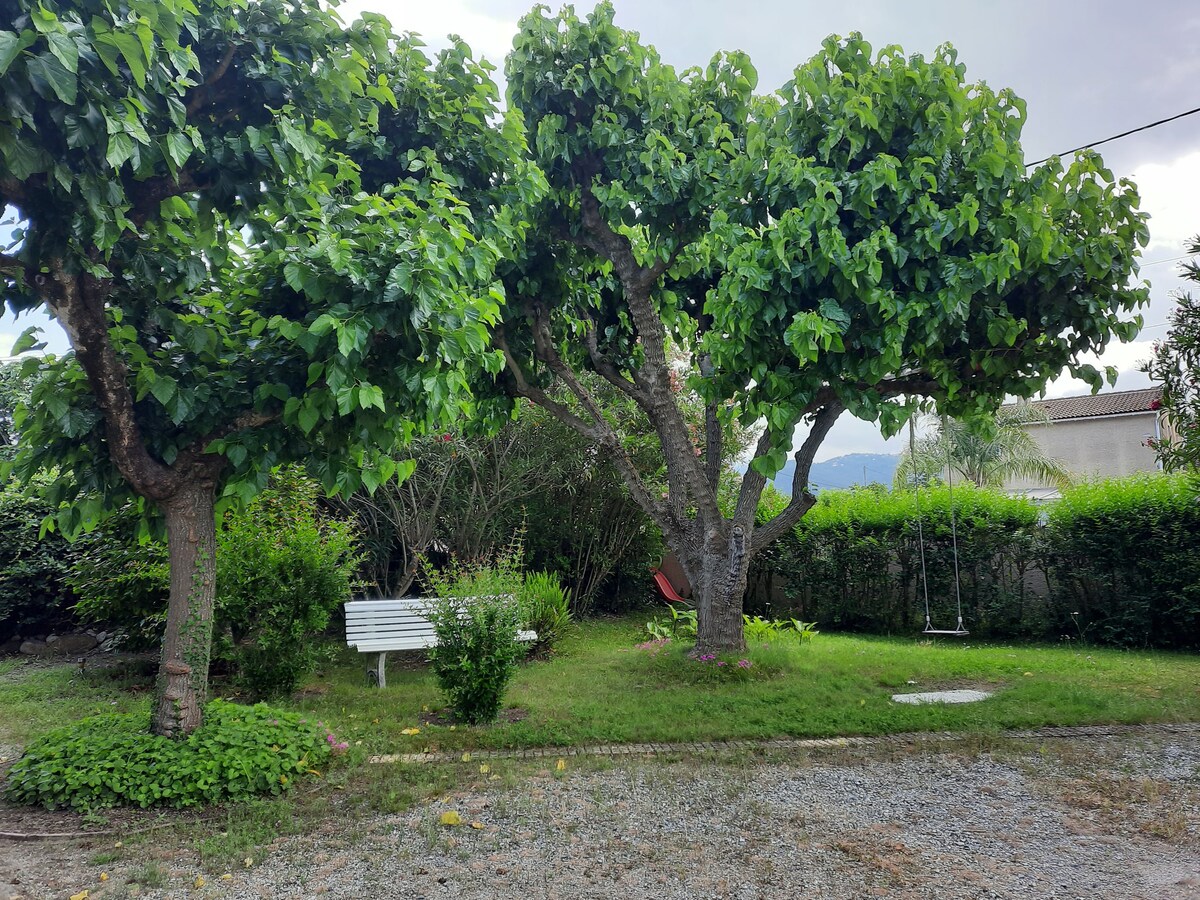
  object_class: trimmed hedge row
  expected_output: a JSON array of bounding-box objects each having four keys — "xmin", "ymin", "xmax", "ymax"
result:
[{"xmin": 752, "ymin": 473, "xmax": 1200, "ymax": 650}]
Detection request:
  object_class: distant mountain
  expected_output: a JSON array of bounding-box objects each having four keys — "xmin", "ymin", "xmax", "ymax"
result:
[{"xmin": 771, "ymin": 452, "xmax": 900, "ymax": 495}]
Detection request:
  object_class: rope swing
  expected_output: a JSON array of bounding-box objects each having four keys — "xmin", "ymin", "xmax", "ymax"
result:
[{"xmin": 908, "ymin": 415, "xmax": 969, "ymax": 636}]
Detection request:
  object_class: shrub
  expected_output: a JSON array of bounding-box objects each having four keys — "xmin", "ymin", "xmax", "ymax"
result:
[
  {"xmin": 4, "ymin": 700, "xmax": 341, "ymax": 810},
  {"xmin": 517, "ymin": 570, "xmax": 572, "ymax": 653},
  {"xmin": 424, "ymin": 592, "xmax": 524, "ymax": 725},
  {"xmin": 0, "ymin": 483, "xmax": 78, "ymax": 640},
  {"xmin": 69, "ymin": 468, "xmax": 362, "ymax": 693},
  {"xmin": 218, "ymin": 470, "xmax": 361, "ymax": 696},
  {"xmin": 1044, "ymin": 473, "xmax": 1200, "ymax": 649},
  {"xmin": 69, "ymin": 505, "xmax": 169, "ymax": 650}
]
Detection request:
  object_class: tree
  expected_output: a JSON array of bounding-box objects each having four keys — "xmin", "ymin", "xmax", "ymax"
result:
[
  {"xmin": 894, "ymin": 406, "xmax": 1073, "ymax": 491},
  {"xmin": 0, "ymin": 0, "xmax": 533, "ymax": 734},
  {"xmin": 494, "ymin": 4, "xmax": 1148, "ymax": 652},
  {"xmin": 0, "ymin": 360, "xmax": 31, "ymax": 457},
  {"xmin": 1143, "ymin": 237, "xmax": 1200, "ymax": 471}
]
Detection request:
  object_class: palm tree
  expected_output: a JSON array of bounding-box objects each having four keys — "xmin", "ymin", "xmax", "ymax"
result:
[{"xmin": 895, "ymin": 405, "xmax": 1073, "ymax": 491}]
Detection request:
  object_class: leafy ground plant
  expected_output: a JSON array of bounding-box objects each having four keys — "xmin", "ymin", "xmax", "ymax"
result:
[{"xmin": 4, "ymin": 700, "xmax": 343, "ymax": 810}]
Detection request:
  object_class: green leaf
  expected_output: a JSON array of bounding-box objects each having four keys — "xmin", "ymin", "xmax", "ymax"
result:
[
  {"xmin": 106, "ymin": 131, "xmax": 134, "ymax": 169},
  {"xmin": 148, "ymin": 376, "xmax": 177, "ymax": 407},
  {"xmin": 297, "ymin": 403, "xmax": 319, "ymax": 435},
  {"xmin": 25, "ymin": 53, "xmax": 76, "ymax": 104},
  {"xmin": 164, "ymin": 131, "xmax": 192, "ymax": 169},
  {"xmin": 10, "ymin": 326, "xmax": 44, "ymax": 355},
  {"xmin": 0, "ymin": 30, "xmax": 33, "ymax": 77},
  {"xmin": 45, "ymin": 31, "xmax": 78, "ymax": 74}
]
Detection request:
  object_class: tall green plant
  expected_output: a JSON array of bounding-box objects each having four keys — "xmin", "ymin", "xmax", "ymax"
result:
[
  {"xmin": 1143, "ymin": 237, "xmax": 1200, "ymax": 472},
  {"xmin": 895, "ymin": 407, "xmax": 1073, "ymax": 491}
]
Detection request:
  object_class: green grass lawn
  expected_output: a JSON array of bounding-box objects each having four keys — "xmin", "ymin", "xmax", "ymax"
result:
[{"xmin": 3, "ymin": 615, "xmax": 1199, "ymax": 759}]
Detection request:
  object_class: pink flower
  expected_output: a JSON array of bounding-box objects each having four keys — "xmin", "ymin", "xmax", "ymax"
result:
[{"xmin": 1150, "ymin": 399, "xmax": 1162, "ymax": 410}]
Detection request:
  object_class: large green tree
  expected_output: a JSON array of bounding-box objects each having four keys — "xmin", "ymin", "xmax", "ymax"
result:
[
  {"xmin": 0, "ymin": 0, "xmax": 535, "ymax": 734},
  {"xmin": 495, "ymin": 4, "xmax": 1148, "ymax": 652},
  {"xmin": 1143, "ymin": 237, "xmax": 1200, "ymax": 472}
]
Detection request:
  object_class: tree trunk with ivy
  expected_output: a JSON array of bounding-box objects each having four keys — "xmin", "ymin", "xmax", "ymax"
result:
[{"xmin": 152, "ymin": 480, "xmax": 219, "ymax": 737}]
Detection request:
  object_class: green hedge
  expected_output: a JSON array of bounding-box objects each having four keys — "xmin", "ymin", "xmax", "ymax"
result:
[
  {"xmin": 1045, "ymin": 474, "xmax": 1200, "ymax": 650},
  {"xmin": 765, "ymin": 484, "xmax": 1044, "ymax": 639},
  {"xmin": 758, "ymin": 474, "xmax": 1200, "ymax": 649},
  {"xmin": 0, "ymin": 484, "xmax": 77, "ymax": 641}
]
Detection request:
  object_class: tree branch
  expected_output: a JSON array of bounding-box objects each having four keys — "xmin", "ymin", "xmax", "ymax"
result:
[
  {"xmin": 186, "ymin": 45, "xmax": 238, "ymax": 115},
  {"xmin": 583, "ymin": 314, "xmax": 646, "ymax": 402},
  {"xmin": 572, "ymin": 179, "xmax": 720, "ymax": 523},
  {"xmin": 43, "ymin": 263, "xmax": 182, "ymax": 502},
  {"xmin": 754, "ymin": 399, "xmax": 846, "ymax": 546},
  {"xmin": 494, "ymin": 324, "xmax": 685, "ymax": 536}
]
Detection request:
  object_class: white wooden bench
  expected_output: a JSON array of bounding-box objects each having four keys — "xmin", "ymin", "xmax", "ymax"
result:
[{"xmin": 344, "ymin": 597, "xmax": 536, "ymax": 688}]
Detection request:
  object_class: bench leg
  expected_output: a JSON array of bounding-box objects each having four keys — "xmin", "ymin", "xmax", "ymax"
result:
[{"xmin": 366, "ymin": 652, "xmax": 387, "ymax": 689}]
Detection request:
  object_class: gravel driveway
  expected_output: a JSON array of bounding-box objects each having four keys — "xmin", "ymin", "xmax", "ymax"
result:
[{"xmin": 3, "ymin": 732, "xmax": 1198, "ymax": 899}]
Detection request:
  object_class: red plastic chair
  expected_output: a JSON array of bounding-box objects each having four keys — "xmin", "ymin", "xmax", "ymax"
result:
[{"xmin": 651, "ymin": 568, "xmax": 688, "ymax": 604}]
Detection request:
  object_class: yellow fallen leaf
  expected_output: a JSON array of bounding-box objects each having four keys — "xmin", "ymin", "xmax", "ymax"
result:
[
  {"xmin": 244, "ymin": 857, "xmax": 254, "ymax": 868},
  {"xmin": 479, "ymin": 764, "xmax": 490, "ymax": 774},
  {"xmin": 461, "ymin": 752, "xmax": 471, "ymax": 762},
  {"xmin": 194, "ymin": 876, "xmax": 206, "ymax": 889},
  {"xmin": 221, "ymin": 874, "xmax": 233, "ymax": 881},
  {"xmin": 372, "ymin": 717, "xmax": 380, "ymax": 724},
  {"xmin": 1023, "ymin": 671, "xmax": 1034, "ymax": 677},
  {"xmin": 114, "ymin": 841, "xmax": 123, "ymax": 849},
  {"xmin": 555, "ymin": 758, "xmax": 566, "ymax": 772},
  {"xmin": 307, "ymin": 768, "xmax": 322, "ymax": 776},
  {"xmin": 470, "ymin": 821, "xmax": 484, "ymax": 830},
  {"xmin": 280, "ymin": 774, "xmax": 289, "ymax": 784},
  {"xmin": 70, "ymin": 891, "xmax": 88, "ymax": 900},
  {"xmin": 439, "ymin": 810, "xmax": 462, "ymax": 826},
  {"xmin": 400, "ymin": 727, "xmax": 420, "ymax": 736},
  {"xmin": 489, "ymin": 774, "xmax": 501, "ymax": 782},
  {"xmin": 449, "ymin": 725, "xmax": 456, "ymax": 731},
  {"xmin": 99, "ymin": 873, "xmax": 109, "ymax": 882}
]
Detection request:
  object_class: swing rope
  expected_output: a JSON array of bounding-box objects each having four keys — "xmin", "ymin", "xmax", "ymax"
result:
[
  {"xmin": 910, "ymin": 414, "xmax": 968, "ymax": 636},
  {"xmin": 909, "ymin": 418, "xmax": 933, "ymax": 627},
  {"xmin": 942, "ymin": 415, "xmax": 968, "ymax": 635}
]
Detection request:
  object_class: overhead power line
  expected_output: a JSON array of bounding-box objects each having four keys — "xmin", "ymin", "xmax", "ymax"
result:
[{"xmin": 1026, "ymin": 104, "xmax": 1200, "ymax": 167}]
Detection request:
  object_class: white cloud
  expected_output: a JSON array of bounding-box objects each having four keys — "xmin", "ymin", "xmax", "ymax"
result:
[
  {"xmin": 0, "ymin": 333, "xmax": 16, "ymax": 357},
  {"xmin": 1039, "ymin": 339, "xmax": 1155, "ymax": 400},
  {"xmin": 1132, "ymin": 150, "xmax": 1200, "ymax": 256},
  {"xmin": 334, "ymin": 0, "xmax": 519, "ymax": 65}
]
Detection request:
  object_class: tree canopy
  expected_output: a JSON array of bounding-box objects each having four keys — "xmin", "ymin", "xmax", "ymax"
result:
[
  {"xmin": 0, "ymin": 0, "xmax": 541, "ymax": 733},
  {"xmin": 495, "ymin": 3, "xmax": 1148, "ymax": 650}
]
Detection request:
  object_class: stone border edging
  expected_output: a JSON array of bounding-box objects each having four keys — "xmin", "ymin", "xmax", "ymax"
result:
[{"xmin": 368, "ymin": 721, "xmax": 1200, "ymax": 765}]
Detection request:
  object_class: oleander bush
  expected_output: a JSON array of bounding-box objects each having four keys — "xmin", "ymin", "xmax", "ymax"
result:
[{"xmin": 4, "ymin": 700, "xmax": 342, "ymax": 810}]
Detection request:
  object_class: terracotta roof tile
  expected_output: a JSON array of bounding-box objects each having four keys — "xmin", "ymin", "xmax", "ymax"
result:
[{"xmin": 1004, "ymin": 387, "xmax": 1163, "ymax": 421}]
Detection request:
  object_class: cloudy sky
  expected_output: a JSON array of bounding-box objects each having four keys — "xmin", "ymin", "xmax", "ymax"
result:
[{"xmin": 5, "ymin": 0, "xmax": 1199, "ymax": 459}]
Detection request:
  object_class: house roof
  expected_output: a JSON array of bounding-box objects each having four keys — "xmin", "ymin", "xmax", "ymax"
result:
[{"xmin": 1005, "ymin": 386, "xmax": 1163, "ymax": 422}]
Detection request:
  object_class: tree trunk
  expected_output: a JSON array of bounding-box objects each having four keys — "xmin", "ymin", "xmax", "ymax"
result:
[
  {"xmin": 151, "ymin": 479, "xmax": 218, "ymax": 738},
  {"xmin": 691, "ymin": 523, "xmax": 751, "ymax": 654}
]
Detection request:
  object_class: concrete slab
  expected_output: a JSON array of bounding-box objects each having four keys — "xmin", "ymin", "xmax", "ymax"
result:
[{"xmin": 891, "ymin": 689, "xmax": 993, "ymax": 705}]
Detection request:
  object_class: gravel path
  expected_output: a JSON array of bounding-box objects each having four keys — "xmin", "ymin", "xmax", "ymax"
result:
[{"xmin": 3, "ymin": 732, "xmax": 1198, "ymax": 899}]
